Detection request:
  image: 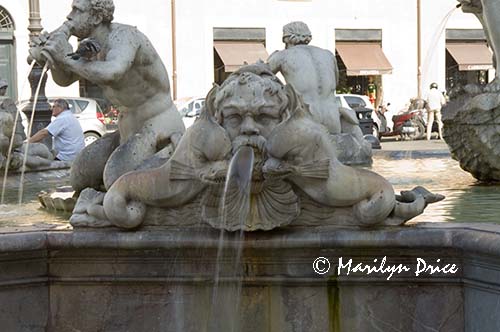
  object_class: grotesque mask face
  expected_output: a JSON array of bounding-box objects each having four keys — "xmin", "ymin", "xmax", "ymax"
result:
[
  {"xmin": 67, "ymin": 0, "xmax": 96, "ymax": 39},
  {"xmin": 218, "ymin": 78, "xmax": 284, "ymax": 156}
]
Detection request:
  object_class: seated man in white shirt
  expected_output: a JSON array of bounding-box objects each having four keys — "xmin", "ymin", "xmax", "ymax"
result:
[{"xmin": 29, "ymin": 98, "xmax": 85, "ymax": 161}]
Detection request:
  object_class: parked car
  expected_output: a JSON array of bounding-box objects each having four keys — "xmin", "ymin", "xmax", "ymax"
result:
[
  {"xmin": 174, "ymin": 97, "xmax": 205, "ymax": 128},
  {"xmin": 18, "ymin": 97, "xmax": 112, "ymax": 146},
  {"xmin": 336, "ymin": 94, "xmax": 376, "ymax": 136}
]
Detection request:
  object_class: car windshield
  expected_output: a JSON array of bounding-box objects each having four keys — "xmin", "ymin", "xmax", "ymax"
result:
[{"xmin": 345, "ymin": 96, "xmax": 366, "ymax": 109}]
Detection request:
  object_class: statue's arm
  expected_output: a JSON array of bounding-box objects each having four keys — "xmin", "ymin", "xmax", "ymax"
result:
[
  {"xmin": 50, "ymin": 67, "xmax": 80, "ymax": 87},
  {"xmin": 63, "ymin": 31, "xmax": 139, "ymax": 85},
  {"xmin": 267, "ymin": 50, "xmax": 282, "ymax": 74}
]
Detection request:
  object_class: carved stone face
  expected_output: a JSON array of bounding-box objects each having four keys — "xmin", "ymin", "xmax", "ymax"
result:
[
  {"xmin": 67, "ymin": 0, "xmax": 96, "ymax": 39},
  {"xmin": 218, "ymin": 79, "xmax": 283, "ymax": 154}
]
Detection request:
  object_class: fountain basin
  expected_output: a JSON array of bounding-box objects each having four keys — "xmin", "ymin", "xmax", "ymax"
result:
[{"xmin": 1, "ymin": 224, "xmax": 500, "ymax": 331}]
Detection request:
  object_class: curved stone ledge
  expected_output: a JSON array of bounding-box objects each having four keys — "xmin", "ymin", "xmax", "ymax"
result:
[
  {"xmin": 1, "ymin": 224, "xmax": 500, "ymax": 331},
  {"xmin": 0, "ymin": 224, "xmax": 493, "ymax": 252}
]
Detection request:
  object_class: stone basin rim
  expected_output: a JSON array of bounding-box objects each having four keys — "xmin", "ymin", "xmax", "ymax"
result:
[{"xmin": 1, "ymin": 223, "xmax": 500, "ymax": 255}]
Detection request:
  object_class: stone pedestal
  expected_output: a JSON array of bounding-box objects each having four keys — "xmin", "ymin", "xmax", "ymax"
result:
[{"xmin": 2, "ymin": 224, "xmax": 500, "ymax": 331}]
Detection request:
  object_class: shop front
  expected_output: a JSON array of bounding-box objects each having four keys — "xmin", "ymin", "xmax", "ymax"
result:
[
  {"xmin": 213, "ymin": 28, "xmax": 268, "ymax": 85},
  {"xmin": 335, "ymin": 29, "xmax": 392, "ymax": 108},
  {"xmin": 445, "ymin": 29, "xmax": 493, "ymax": 91}
]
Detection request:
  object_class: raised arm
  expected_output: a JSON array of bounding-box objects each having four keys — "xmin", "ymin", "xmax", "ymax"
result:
[
  {"xmin": 43, "ymin": 27, "xmax": 139, "ymax": 86},
  {"xmin": 66, "ymin": 34, "xmax": 138, "ymax": 84}
]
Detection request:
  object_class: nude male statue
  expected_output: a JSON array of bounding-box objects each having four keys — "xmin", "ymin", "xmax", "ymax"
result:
[
  {"xmin": 267, "ymin": 21, "xmax": 345, "ymax": 134},
  {"xmin": 458, "ymin": 0, "xmax": 500, "ymax": 91},
  {"xmin": 29, "ymin": 0, "xmax": 185, "ymax": 190},
  {"xmin": 267, "ymin": 22, "xmax": 370, "ymax": 164}
]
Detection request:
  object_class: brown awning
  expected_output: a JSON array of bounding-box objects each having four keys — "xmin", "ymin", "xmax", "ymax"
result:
[
  {"xmin": 335, "ymin": 42, "xmax": 393, "ymax": 76},
  {"xmin": 214, "ymin": 41, "xmax": 269, "ymax": 72},
  {"xmin": 446, "ymin": 42, "xmax": 493, "ymax": 71}
]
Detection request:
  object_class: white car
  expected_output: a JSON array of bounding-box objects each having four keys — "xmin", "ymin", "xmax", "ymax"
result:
[
  {"xmin": 19, "ymin": 97, "xmax": 112, "ymax": 146},
  {"xmin": 174, "ymin": 97, "xmax": 205, "ymax": 128},
  {"xmin": 336, "ymin": 94, "xmax": 378, "ymax": 137}
]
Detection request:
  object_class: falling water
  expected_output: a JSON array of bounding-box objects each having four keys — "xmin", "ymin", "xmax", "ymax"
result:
[
  {"xmin": 421, "ymin": 5, "xmax": 459, "ymax": 87},
  {"xmin": 17, "ymin": 62, "xmax": 49, "ymax": 204},
  {"xmin": 208, "ymin": 146, "xmax": 254, "ymax": 332},
  {"xmin": 0, "ymin": 60, "xmax": 36, "ymax": 204}
]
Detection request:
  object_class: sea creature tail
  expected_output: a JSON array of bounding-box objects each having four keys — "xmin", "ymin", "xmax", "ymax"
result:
[
  {"xmin": 293, "ymin": 159, "xmax": 330, "ymax": 179},
  {"xmin": 169, "ymin": 160, "xmax": 196, "ymax": 180}
]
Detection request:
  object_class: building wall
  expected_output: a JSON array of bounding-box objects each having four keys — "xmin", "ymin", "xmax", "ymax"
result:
[{"xmin": 4, "ymin": 0, "xmax": 484, "ymax": 114}]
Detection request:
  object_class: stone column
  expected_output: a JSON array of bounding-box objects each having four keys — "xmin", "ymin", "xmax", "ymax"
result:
[{"xmin": 24, "ymin": 0, "xmax": 52, "ymax": 148}]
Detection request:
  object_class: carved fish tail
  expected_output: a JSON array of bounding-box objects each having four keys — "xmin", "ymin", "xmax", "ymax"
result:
[
  {"xmin": 353, "ymin": 183, "xmax": 396, "ymax": 226},
  {"xmin": 169, "ymin": 160, "xmax": 197, "ymax": 180},
  {"xmin": 294, "ymin": 159, "xmax": 330, "ymax": 179}
]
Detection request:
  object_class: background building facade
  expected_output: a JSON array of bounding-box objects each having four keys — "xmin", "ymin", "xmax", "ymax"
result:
[{"xmin": 1, "ymin": 0, "xmax": 491, "ymax": 119}]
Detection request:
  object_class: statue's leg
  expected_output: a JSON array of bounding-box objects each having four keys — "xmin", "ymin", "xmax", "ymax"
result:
[
  {"xmin": 426, "ymin": 110, "xmax": 434, "ymax": 140},
  {"xmin": 70, "ymin": 130, "xmax": 121, "ymax": 192}
]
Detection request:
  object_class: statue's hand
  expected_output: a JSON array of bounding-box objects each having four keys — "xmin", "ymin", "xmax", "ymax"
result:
[
  {"xmin": 28, "ymin": 31, "xmax": 50, "ymax": 65},
  {"xmin": 42, "ymin": 32, "xmax": 73, "ymax": 65}
]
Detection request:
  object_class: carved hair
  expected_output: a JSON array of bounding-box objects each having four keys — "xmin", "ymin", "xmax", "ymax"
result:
[
  {"xmin": 89, "ymin": 0, "xmax": 115, "ymax": 23},
  {"xmin": 210, "ymin": 63, "xmax": 289, "ymax": 122},
  {"xmin": 282, "ymin": 21, "xmax": 312, "ymax": 45}
]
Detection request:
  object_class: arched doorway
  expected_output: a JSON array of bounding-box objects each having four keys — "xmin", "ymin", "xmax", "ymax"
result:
[{"xmin": 0, "ymin": 6, "xmax": 17, "ymax": 100}]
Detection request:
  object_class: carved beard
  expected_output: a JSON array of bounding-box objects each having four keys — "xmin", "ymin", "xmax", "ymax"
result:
[
  {"xmin": 231, "ymin": 134, "xmax": 267, "ymax": 163},
  {"xmin": 71, "ymin": 21, "xmax": 95, "ymax": 40}
]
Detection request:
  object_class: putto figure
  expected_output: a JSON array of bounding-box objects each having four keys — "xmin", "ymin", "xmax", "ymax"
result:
[{"xmin": 29, "ymin": 0, "xmax": 185, "ymax": 191}]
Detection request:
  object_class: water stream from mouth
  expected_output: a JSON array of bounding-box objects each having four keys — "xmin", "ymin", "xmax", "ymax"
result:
[{"xmin": 208, "ymin": 146, "xmax": 254, "ymax": 332}]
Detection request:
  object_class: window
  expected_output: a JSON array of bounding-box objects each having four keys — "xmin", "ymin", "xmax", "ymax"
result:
[
  {"xmin": 0, "ymin": 6, "xmax": 16, "ymax": 100},
  {"xmin": 75, "ymin": 100, "xmax": 89, "ymax": 111},
  {"xmin": 0, "ymin": 7, "xmax": 14, "ymax": 31},
  {"xmin": 345, "ymin": 96, "xmax": 366, "ymax": 109}
]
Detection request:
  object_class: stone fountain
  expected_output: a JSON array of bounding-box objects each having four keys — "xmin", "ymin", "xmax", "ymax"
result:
[{"xmin": 4, "ymin": 1, "xmax": 500, "ymax": 331}]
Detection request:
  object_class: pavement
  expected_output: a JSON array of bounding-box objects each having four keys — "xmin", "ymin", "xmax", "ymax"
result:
[{"xmin": 374, "ymin": 138, "xmax": 451, "ymax": 159}]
